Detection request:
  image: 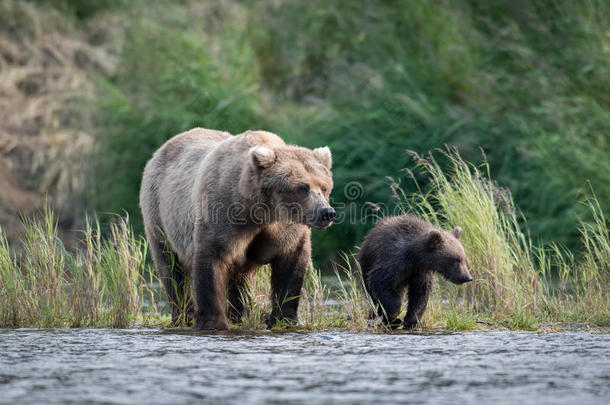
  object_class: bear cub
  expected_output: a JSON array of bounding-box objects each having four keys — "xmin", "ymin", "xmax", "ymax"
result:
[{"xmin": 357, "ymin": 215, "xmax": 473, "ymax": 329}]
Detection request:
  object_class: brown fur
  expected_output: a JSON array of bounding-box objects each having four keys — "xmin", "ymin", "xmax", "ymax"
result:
[
  {"xmin": 357, "ymin": 215, "xmax": 473, "ymax": 329},
  {"xmin": 139, "ymin": 128, "xmax": 334, "ymax": 329}
]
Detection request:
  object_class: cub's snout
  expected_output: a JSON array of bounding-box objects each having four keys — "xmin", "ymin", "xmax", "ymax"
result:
[{"xmin": 456, "ymin": 274, "xmax": 474, "ymax": 284}]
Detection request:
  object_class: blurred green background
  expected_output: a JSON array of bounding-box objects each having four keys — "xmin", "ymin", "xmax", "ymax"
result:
[{"xmin": 2, "ymin": 0, "xmax": 609, "ymax": 269}]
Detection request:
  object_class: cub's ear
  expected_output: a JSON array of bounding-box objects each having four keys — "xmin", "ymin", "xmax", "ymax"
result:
[
  {"xmin": 313, "ymin": 146, "xmax": 332, "ymax": 169},
  {"xmin": 452, "ymin": 226, "xmax": 463, "ymax": 239},
  {"xmin": 426, "ymin": 230, "xmax": 443, "ymax": 249},
  {"xmin": 249, "ymin": 146, "xmax": 276, "ymax": 169}
]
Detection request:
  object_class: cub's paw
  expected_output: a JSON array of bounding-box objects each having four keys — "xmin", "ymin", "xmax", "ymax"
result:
[
  {"xmin": 380, "ymin": 315, "xmax": 403, "ymax": 330},
  {"xmin": 387, "ymin": 318, "xmax": 403, "ymax": 330},
  {"xmin": 265, "ymin": 314, "xmax": 299, "ymax": 329}
]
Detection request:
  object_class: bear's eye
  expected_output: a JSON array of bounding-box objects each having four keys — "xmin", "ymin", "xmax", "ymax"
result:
[{"xmin": 297, "ymin": 184, "xmax": 310, "ymax": 195}]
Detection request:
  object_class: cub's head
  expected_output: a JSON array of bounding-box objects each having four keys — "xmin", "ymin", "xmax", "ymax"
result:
[
  {"xmin": 242, "ymin": 144, "xmax": 335, "ymax": 229},
  {"xmin": 422, "ymin": 227, "xmax": 473, "ymax": 285}
]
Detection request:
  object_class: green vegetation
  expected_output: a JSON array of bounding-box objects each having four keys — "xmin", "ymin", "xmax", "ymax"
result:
[
  {"xmin": 445, "ymin": 309, "xmax": 479, "ymax": 332},
  {"xmin": 1, "ymin": 1, "xmax": 608, "ymax": 331},
  {"xmin": 399, "ymin": 149, "xmax": 608, "ymax": 328},
  {"xmin": 1, "ymin": 0, "xmax": 609, "ymax": 266},
  {"xmin": 507, "ymin": 310, "xmax": 537, "ymax": 331},
  {"xmin": 2, "ymin": 152, "xmax": 606, "ymax": 331},
  {"xmin": 0, "ymin": 210, "xmax": 156, "ymax": 328},
  {"xmin": 81, "ymin": 0, "xmax": 610, "ymax": 265}
]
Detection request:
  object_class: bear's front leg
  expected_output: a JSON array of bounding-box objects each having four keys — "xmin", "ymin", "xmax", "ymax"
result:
[
  {"xmin": 192, "ymin": 247, "xmax": 229, "ymax": 330},
  {"xmin": 267, "ymin": 236, "xmax": 311, "ymax": 328},
  {"xmin": 404, "ymin": 273, "xmax": 434, "ymax": 330}
]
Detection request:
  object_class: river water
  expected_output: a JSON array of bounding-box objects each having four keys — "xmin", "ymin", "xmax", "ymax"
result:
[{"xmin": 0, "ymin": 329, "xmax": 608, "ymax": 404}]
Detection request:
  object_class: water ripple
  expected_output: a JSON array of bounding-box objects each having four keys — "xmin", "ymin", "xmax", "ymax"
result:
[{"xmin": 0, "ymin": 329, "xmax": 608, "ymax": 404}]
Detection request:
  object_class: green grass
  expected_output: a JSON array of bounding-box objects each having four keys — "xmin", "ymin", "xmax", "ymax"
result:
[
  {"xmin": 1, "ymin": 151, "xmax": 608, "ymax": 331},
  {"xmin": 396, "ymin": 148, "xmax": 609, "ymax": 329},
  {"xmin": 2, "ymin": 0, "xmax": 609, "ymax": 268},
  {"xmin": 445, "ymin": 309, "xmax": 479, "ymax": 332},
  {"xmin": 49, "ymin": 0, "xmax": 606, "ymax": 269},
  {"xmin": 507, "ymin": 310, "xmax": 537, "ymax": 332},
  {"xmin": 0, "ymin": 209, "xmax": 157, "ymax": 328}
]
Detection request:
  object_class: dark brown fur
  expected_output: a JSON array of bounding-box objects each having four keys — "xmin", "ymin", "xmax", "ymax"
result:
[{"xmin": 357, "ymin": 215, "xmax": 473, "ymax": 329}]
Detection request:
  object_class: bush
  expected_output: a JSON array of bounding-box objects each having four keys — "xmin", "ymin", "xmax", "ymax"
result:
[
  {"xmin": 246, "ymin": 0, "xmax": 610, "ymax": 262},
  {"xmin": 81, "ymin": 0, "xmax": 609, "ymax": 266}
]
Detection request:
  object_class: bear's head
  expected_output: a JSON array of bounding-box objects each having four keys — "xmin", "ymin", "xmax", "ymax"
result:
[
  {"xmin": 421, "ymin": 227, "xmax": 473, "ymax": 284},
  {"xmin": 243, "ymin": 144, "xmax": 335, "ymax": 229}
]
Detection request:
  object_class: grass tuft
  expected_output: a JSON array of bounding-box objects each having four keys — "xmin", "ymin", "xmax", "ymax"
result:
[
  {"xmin": 445, "ymin": 309, "xmax": 478, "ymax": 332},
  {"xmin": 395, "ymin": 148, "xmax": 609, "ymax": 329},
  {"xmin": 0, "ymin": 208, "xmax": 154, "ymax": 328},
  {"xmin": 507, "ymin": 310, "xmax": 537, "ymax": 332}
]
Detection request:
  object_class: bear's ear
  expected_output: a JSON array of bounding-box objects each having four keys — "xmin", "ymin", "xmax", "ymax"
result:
[
  {"xmin": 249, "ymin": 146, "xmax": 276, "ymax": 169},
  {"xmin": 426, "ymin": 230, "xmax": 443, "ymax": 249},
  {"xmin": 313, "ymin": 146, "xmax": 332, "ymax": 169},
  {"xmin": 452, "ymin": 226, "xmax": 463, "ymax": 239}
]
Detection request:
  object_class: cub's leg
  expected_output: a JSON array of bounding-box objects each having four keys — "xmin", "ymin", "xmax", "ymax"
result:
[
  {"xmin": 367, "ymin": 272, "xmax": 403, "ymax": 328},
  {"xmin": 267, "ymin": 236, "xmax": 311, "ymax": 328},
  {"xmin": 404, "ymin": 273, "xmax": 434, "ymax": 329}
]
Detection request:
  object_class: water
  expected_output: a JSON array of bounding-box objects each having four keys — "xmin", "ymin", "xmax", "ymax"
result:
[{"xmin": 0, "ymin": 329, "xmax": 608, "ymax": 404}]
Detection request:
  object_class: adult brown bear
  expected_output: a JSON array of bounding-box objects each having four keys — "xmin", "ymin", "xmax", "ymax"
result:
[{"xmin": 140, "ymin": 128, "xmax": 334, "ymax": 330}]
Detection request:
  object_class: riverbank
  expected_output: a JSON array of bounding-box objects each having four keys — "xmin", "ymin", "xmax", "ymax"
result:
[{"xmin": 1, "ymin": 153, "xmax": 608, "ymax": 331}]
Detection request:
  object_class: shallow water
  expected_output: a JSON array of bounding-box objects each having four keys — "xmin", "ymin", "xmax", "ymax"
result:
[{"xmin": 0, "ymin": 329, "xmax": 608, "ymax": 404}]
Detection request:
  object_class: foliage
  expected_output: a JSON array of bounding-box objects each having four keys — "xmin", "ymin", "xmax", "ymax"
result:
[
  {"xmin": 84, "ymin": 0, "xmax": 610, "ymax": 265},
  {"xmin": 1, "ymin": 147, "xmax": 608, "ymax": 330},
  {"xmin": 93, "ymin": 3, "xmax": 261, "ymax": 231},
  {"xmin": 397, "ymin": 148, "xmax": 608, "ymax": 328},
  {"xmin": 2, "ymin": 1, "xmax": 609, "ymax": 331},
  {"xmin": 0, "ymin": 210, "xmax": 155, "ymax": 328}
]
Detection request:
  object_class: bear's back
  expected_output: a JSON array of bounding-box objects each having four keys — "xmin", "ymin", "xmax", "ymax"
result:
[
  {"xmin": 155, "ymin": 128, "xmax": 232, "ymax": 170},
  {"xmin": 140, "ymin": 128, "xmax": 233, "ymax": 265},
  {"xmin": 379, "ymin": 215, "xmax": 432, "ymax": 238},
  {"xmin": 358, "ymin": 215, "xmax": 432, "ymax": 275}
]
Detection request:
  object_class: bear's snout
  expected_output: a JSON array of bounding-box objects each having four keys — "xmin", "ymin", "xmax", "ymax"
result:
[
  {"xmin": 446, "ymin": 264, "xmax": 473, "ymax": 285},
  {"xmin": 455, "ymin": 265, "xmax": 474, "ymax": 284},
  {"xmin": 320, "ymin": 207, "xmax": 336, "ymax": 222},
  {"xmin": 306, "ymin": 205, "xmax": 336, "ymax": 229}
]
